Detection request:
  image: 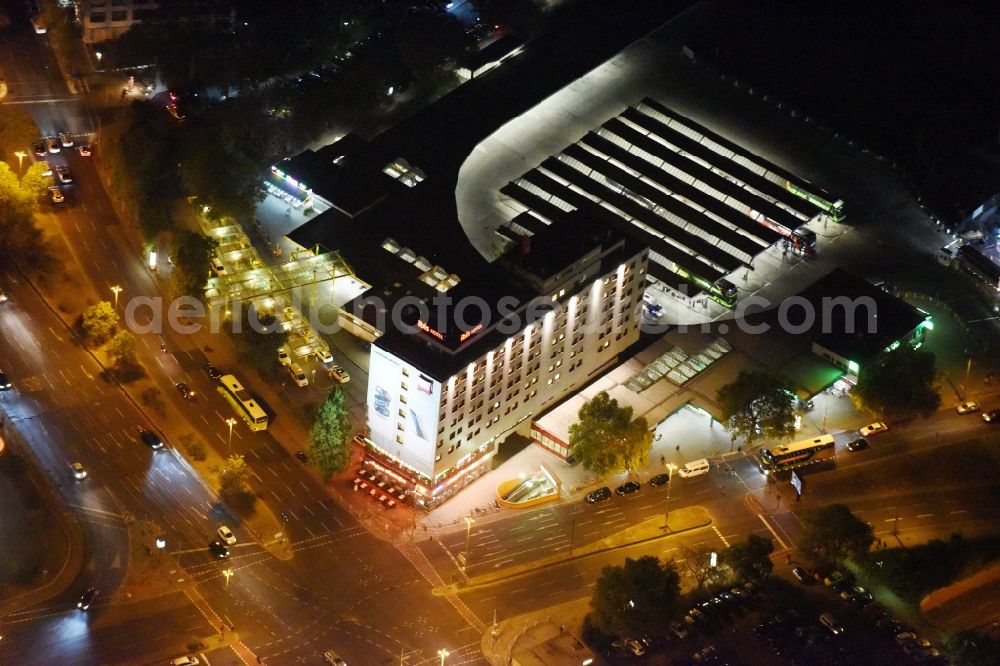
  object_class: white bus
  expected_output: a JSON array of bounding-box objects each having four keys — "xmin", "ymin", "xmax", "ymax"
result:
[
  {"xmin": 758, "ymin": 434, "xmax": 835, "ymax": 475},
  {"xmin": 217, "ymin": 374, "xmax": 268, "ymax": 431}
]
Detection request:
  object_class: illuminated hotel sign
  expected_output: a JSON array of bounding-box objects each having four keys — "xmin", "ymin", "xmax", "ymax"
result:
[
  {"xmin": 460, "ymin": 323, "xmax": 483, "ymax": 342},
  {"xmin": 417, "ymin": 320, "xmax": 444, "ymax": 341}
]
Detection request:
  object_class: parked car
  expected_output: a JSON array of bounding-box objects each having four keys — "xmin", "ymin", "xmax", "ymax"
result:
[
  {"xmin": 55, "ymin": 164, "xmax": 72, "ymax": 183},
  {"xmin": 585, "ymin": 487, "xmax": 611, "ymax": 503},
  {"xmin": 210, "ymin": 254, "xmax": 227, "ymax": 276},
  {"xmin": 48, "ymin": 185, "xmax": 64, "ymax": 203},
  {"xmin": 649, "ymin": 472, "xmax": 669, "ymax": 486},
  {"xmin": 823, "ymin": 571, "xmax": 844, "ymax": 587},
  {"xmin": 956, "ymin": 401, "xmax": 980, "ymax": 415},
  {"xmin": 670, "ymin": 620, "xmax": 689, "ymax": 639},
  {"xmin": 59, "ymin": 131, "xmax": 74, "ymax": 148},
  {"xmin": 169, "ymin": 657, "xmax": 199, "ymax": 666},
  {"xmin": 840, "ymin": 585, "xmax": 867, "ymax": 601},
  {"xmin": 860, "ymin": 421, "xmax": 888, "ymax": 436},
  {"xmin": 0, "ymin": 370, "xmax": 11, "ymax": 390},
  {"xmin": 615, "ymin": 480, "xmax": 641, "ymax": 496},
  {"xmin": 33, "ymin": 140, "xmax": 47, "ymax": 157},
  {"xmin": 216, "ymin": 525, "xmax": 236, "ymax": 545},
  {"xmin": 71, "ymin": 462, "xmax": 87, "ymax": 479},
  {"xmin": 983, "ymin": 408, "xmax": 1000, "ymax": 423},
  {"xmin": 819, "ymin": 612, "xmax": 844, "ymax": 635},
  {"xmin": 77, "ymin": 587, "xmax": 100, "ymax": 610},
  {"xmin": 330, "ymin": 365, "xmax": 350, "ymax": 383},
  {"xmin": 792, "ymin": 567, "xmax": 811, "ymax": 583},
  {"xmin": 46, "ymin": 136, "xmax": 60, "ymax": 153},
  {"xmin": 288, "ymin": 363, "xmax": 308, "ymax": 387},
  {"xmin": 277, "ymin": 346, "xmax": 291, "ymax": 366},
  {"xmin": 78, "ymin": 144, "xmax": 92, "ymax": 157},
  {"xmin": 846, "ymin": 437, "xmax": 868, "ymax": 452}
]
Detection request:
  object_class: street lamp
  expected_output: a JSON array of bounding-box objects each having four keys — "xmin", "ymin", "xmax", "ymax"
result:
[
  {"xmin": 13, "ymin": 150, "xmax": 26, "ymax": 180},
  {"xmin": 463, "ymin": 516, "xmax": 475, "ymax": 564},
  {"xmin": 664, "ymin": 463, "xmax": 677, "ymax": 533},
  {"xmin": 95, "ymin": 51, "xmax": 102, "ymax": 65},
  {"xmin": 110, "ymin": 284, "xmax": 122, "ymax": 315},
  {"xmin": 437, "ymin": 649, "xmax": 450, "ymax": 665},
  {"xmin": 225, "ymin": 417, "xmax": 237, "ymax": 454},
  {"xmin": 222, "ymin": 568, "xmax": 234, "ymax": 589}
]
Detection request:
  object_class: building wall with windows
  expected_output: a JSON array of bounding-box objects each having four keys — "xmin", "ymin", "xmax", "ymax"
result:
[
  {"xmin": 366, "ymin": 250, "xmax": 648, "ymax": 506},
  {"xmin": 82, "ymin": 0, "xmax": 159, "ymax": 43}
]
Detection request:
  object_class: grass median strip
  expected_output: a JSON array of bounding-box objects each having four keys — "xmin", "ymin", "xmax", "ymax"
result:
[{"xmin": 434, "ymin": 506, "xmax": 712, "ymax": 596}]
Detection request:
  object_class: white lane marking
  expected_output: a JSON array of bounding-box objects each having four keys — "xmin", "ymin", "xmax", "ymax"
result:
[{"xmin": 756, "ymin": 513, "xmax": 788, "ymax": 550}]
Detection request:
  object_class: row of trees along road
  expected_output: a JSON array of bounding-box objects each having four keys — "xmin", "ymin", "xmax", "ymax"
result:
[
  {"xmin": 589, "ymin": 535, "xmax": 774, "ymax": 641},
  {"xmin": 567, "ymin": 345, "xmax": 940, "ymax": 477}
]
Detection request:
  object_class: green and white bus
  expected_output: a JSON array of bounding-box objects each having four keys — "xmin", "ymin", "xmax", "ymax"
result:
[{"xmin": 218, "ymin": 374, "xmax": 268, "ymax": 431}]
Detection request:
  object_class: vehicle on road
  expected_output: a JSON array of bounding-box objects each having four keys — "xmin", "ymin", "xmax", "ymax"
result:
[
  {"xmin": 956, "ymin": 401, "xmax": 980, "ymax": 415},
  {"xmin": 322, "ymin": 650, "xmax": 346, "ymax": 665},
  {"xmin": 819, "ymin": 612, "xmax": 844, "ymax": 635},
  {"xmin": 46, "ymin": 137, "xmax": 60, "ymax": 153},
  {"xmin": 218, "ymin": 374, "xmax": 268, "ymax": 431},
  {"xmin": 55, "ymin": 164, "xmax": 72, "ymax": 184},
  {"xmin": 48, "ymin": 186, "xmax": 64, "ymax": 203},
  {"xmin": 585, "ymin": 487, "xmax": 611, "ymax": 503},
  {"xmin": 677, "ymin": 458, "xmax": 711, "ymax": 478},
  {"xmin": 984, "ymin": 408, "xmax": 1000, "ymax": 423},
  {"xmin": 175, "ymin": 382, "xmax": 196, "ymax": 400},
  {"xmin": 295, "ymin": 450, "xmax": 308, "ymax": 463},
  {"xmin": 59, "ymin": 132, "xmax": 74, "ymax": 148},
  {"xmin": 615, "ymin": 480, "xmax": 641, "ymax": 495},
  {"xmin": 205, "ymin": 364, "xmax": 222, "ymax": 381},
  {"xmin": 77, "ymin": 587, "xmax": 100, "ymax": 610},
  {"xmin": 71, "ymin": 462, "xmax": 87, "ymax": 479},
  {"xmin": 277, "ymin": 346, "xmax": 291, "ymax": 366},
  {"xmin": 209, "ymin": 540, "xmax": 230, "ymax": 558},
  {"xmin": 289, "ymin": 363, "xmax": 308, "ymax": 387},
  {"xmin": 217, "ymin": 525, "xmax": 236, "ymax": 545},
  {"xmin": 840, "ymin": 585, "xmax": 867, "ymax": 600},
  {"xmin": 139, "ymin": 429, "xmax": 165, "ymax": 449},
  {"xmin": 649, "ymin": 472, "xmax": 669, "ymax": 486},
  {"xmin": 845, "ymin": 437, "xmax": 868, "ymax": 452},
  {"xmin": 33, "ymin": 140, "xmax": 46, "ymax": 157},
  {"xmin": 859, "ymin": 422, "xmax": 888, "ymax": 437},
  {"xmin": 792, "ymin": 567, "xmax": 811, "ymax": 583},
  {"xmin": 330, "ymin": 365, "xmax": 350, "ymax": 383},
  {"xmin": 0, "ymin": 370, "xmax": 10, "ymax": 390},
  {"xmin": 758, "ymin": 435, "xmax": 835, "ymax": 475},
  {"xmin": 78, "ymin": 144, "xmax": 92, "ymax": 157},
  {"xmin": 169, "ymin": 657, "xmax": 199, "ymax": 666}
]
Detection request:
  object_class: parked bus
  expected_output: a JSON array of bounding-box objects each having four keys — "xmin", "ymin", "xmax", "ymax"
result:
[
  {"xmin": 217, "ymin": 374, "xmax": 268, "ymax": 431},
  {"xmin": 758, "ymin": 434, "xmax": 835, "ymax": 475}
]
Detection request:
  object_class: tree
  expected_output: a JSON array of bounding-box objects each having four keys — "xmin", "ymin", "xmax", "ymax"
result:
[
  {"xmin": 219, "ymin": 455, "xmax": 250, "ymax": 496},
  {"xmin": 171, "ymin": 230, "xmax": 215, "ymax": 297},
  {"xmin": 0, "ymin": 161, "xmax": 44, "ymax": 261},
  {"xmin": 106, "ymin": 330, "xmax": 138, "ymax": 367},
  {"xmin": 0, "ymin": 107, "xmax": 39, "ymax": 164},
  {"xmin": 797, "ymin": 503, "xmax": 875, "ymax": 564},
  {"xmin": 19, "ymin": 162, "xmax": 53, "ymax": 202},
  {"xmin": 852, "ymin": 346, "xmax": 940, "ymax": 418},
  {"xmin": 717, "ymin": 371, "xmax": 796, "ymax": 447},
  {"xmin": 80, "ymin": 301, "xmax": 118, "ymax": 346},
  {"xmin": 569, "ymin": 391, "xmax": 652, "ymax": 476},
  {"xmin": 721, "ymin": 534, "xmax": 775, "ymax": 582},
  {"xmin": 680, "ymin": 545, "xmax": 729, "ymax": 590},
  {"xmin": 590, "ymin": 556, "xmax": 681, "ymax": 639},
  {"xmin": 308, "ymin": 387, "xmax": 352, "ymax": 478}
]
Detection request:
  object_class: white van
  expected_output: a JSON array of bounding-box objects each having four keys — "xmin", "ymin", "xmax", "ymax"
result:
[
  {"xmin": 676, "ymin": 458, "xmax": 710, "ymax": 478},
  {"xmin": 288, "ymin": 363, "xmax": 308, "ymax": 387}
]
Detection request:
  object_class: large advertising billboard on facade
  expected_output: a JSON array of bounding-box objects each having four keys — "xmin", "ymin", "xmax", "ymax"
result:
[{"xmin": 366, "ymin": 346, "xmax": 440, "ymax": 478}]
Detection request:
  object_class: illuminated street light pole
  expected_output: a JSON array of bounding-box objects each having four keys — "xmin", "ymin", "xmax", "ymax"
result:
[
  {"xmin": 463, "ymin": 516, "xmax": 475, "ymax": 565},
  {"xmin": 664, "ymin": 463, "xmax": 677, "ymax": 533},
  {"xmin": 110, "ymin": 284, "xmax": 122, "ymax": 317},
  {"xmin": 14, "ymin": 150, "xmax": 26, "ymax": 180},
  {"xmin": 437, "ymin": 648, "xmax": 450, "ymax": 666},
  {"xmin": 225, "ymin": 417, "xmax": 237, "ymax": 454},
  {"xmin": 223, "ymin": 567, "xmax": 234, "ymax": 590}
]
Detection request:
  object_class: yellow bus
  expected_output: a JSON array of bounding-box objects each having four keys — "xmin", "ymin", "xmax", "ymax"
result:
[
  {"xmin": 758, "ymin": 434, "xmax": 835, "ymax": 475},
  {"xmin": 217, "ymin": 374, "xmax": 268, "ymax": 431}
]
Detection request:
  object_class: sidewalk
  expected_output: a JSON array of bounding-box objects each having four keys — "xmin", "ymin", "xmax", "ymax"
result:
[{"xmin": 481, "ymin": 598, "xmax": 594, "ymax": 666}]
